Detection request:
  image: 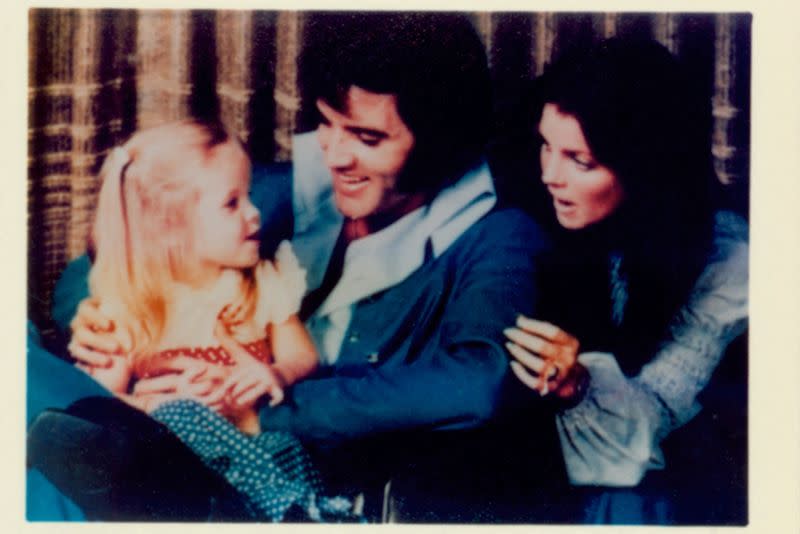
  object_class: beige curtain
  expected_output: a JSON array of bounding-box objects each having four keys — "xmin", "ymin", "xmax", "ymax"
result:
[{"xmin": 28, "ymin": 10, "xmax": 751, "ymax": 339}]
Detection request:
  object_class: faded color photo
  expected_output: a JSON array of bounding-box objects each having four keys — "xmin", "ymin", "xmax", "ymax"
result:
[{"xmin": 27, "ymin": 10, "xmax": 749, "ymax": 524}]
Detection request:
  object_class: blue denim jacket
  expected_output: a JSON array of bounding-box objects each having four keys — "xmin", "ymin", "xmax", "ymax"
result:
[{"xmin": 256, "ymin": 133, "xmax": 550, "ymax": 443}]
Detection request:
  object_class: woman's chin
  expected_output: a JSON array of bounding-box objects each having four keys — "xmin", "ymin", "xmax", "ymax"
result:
[{"xmin": 555, "ymin": 212, "xmax": 584, "ymax": 230}]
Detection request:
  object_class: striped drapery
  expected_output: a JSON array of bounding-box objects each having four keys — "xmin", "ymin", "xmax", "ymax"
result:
[{"xmin": 28, "ymin": 10, "xmax": 751, "ymax": 339}]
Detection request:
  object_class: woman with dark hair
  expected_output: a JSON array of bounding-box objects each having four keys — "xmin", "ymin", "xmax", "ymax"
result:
[{"xmin": 503, "ymin": 38, "xmax": 748, "ymax": 522}]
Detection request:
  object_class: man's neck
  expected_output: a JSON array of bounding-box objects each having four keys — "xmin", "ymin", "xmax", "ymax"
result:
[{"xmin": 344, "ymin": 193, "xmax": 429, "ymax": 241}]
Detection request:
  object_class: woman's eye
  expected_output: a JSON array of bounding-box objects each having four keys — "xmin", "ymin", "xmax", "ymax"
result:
[{"xmin": 225, "ymin": 197, "xmax": 239, "ymax": 210}]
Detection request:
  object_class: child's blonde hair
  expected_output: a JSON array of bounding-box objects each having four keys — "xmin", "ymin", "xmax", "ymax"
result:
[{"xmin": 89, "ymin": 120, "xmax": 258, "ymax": 374}]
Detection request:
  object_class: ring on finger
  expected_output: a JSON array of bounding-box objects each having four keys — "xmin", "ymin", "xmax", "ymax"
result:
[
  {"xmin": 541, "ymin": 363, "xmax": 559, "ymax": 382},
  {"xmin": 539, "ymin": 381, "xmax": 550, "ymax": 396}
]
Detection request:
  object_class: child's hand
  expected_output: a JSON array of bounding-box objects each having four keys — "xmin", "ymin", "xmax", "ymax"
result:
[
  {"xmin": 214, "ymin": 321, "xmax": 285, "ymax": 412},
  {"xmin": 220, "ymin": 359, "xmax": 285, "ymax": 411}
]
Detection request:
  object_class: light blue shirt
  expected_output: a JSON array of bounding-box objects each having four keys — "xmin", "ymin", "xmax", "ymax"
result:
[{"xmin": 289, "ymin": 132, "xmax": 497, "ymax": 365}]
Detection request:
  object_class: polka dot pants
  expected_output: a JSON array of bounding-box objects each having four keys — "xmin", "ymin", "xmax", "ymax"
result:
[{"xmin": 152, "ymin": 400, "xmax": 361, "ymax": 522}]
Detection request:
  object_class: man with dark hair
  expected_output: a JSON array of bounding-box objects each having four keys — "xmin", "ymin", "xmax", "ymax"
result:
[
  {"xmin": 32, "ymin": 12, "xmax": 559, "ymax": 521},
  {"xmin": 299, "ymin": 12, "xmax": 492, "ymax": 195}
]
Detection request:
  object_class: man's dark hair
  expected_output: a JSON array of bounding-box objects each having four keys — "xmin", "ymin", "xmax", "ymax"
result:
[{"xmin": 299, "ymin": 12, "xmax": 491, "ymax": 194}]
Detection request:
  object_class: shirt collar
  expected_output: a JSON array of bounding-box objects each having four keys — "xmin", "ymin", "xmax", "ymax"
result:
[
  {"xmin": 289, "ymin": 131, "xmax": 497, "ymax": 316},
  {"xmin": 291, "ymin": 130, "xmax": 496, "ymax": 257}
]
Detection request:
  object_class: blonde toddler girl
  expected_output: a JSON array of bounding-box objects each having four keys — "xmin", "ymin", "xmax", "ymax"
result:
[{"xmin": 75, "ymin": 120, "xmax": 355, "ymax": 521}]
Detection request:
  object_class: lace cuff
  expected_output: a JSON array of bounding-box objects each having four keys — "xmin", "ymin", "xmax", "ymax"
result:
[{"xmin": 556, "ymin": 352, "xmax": 665, "ymax": 486}]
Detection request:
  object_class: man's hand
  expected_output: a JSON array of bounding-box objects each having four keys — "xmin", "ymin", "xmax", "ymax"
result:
[
  {"xmin": 68, "ymin": 297, "xmax": 129, "ymax": 368},
  {"xmin": 77, "ymin": 353, "xmax": 132, "ymax": 394},
  {"xmin": 131, "ymin": 356, "xmax": 230, "ymax": 413}
]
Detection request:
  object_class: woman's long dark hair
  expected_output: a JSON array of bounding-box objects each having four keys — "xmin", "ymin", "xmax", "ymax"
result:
[{"xmin": 534, "ymin": 37, "xmax": 717, "ymax": 375}]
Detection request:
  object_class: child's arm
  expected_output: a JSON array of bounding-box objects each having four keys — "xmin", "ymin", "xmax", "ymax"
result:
[
  {"xmin": 255, "ymin": 240, "xmax": 316, "ymax": 386},
  {"xmin": 269, "ymin": 314, "xmax": 318, "ymax": 387}
]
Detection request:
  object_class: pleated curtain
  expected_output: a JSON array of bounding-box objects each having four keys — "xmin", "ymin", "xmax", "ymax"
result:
[{"xmin": 28, "ymin": 10, "xmax": 751, "ymax": 340}]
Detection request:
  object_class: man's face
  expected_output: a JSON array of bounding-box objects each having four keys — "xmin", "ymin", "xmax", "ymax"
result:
[{"xmin": 316, "ymin": 86, "xmax": 415, "ymax": 220}]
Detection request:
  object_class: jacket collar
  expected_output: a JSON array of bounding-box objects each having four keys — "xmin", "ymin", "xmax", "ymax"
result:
[{"xmin": 289, "ymin": 131, "xmax": 497, "ymax": 317}]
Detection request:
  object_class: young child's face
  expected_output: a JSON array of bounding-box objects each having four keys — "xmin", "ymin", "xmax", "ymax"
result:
[{"xmin": 191, "ymin": 141, "xmax": 261, "ymax": 273}]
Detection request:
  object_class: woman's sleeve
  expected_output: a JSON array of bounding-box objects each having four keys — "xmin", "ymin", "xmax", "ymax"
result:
[
  {"xmin": 254, "ymin": 240, "xmax": 307, "ymax": 327},
  {"xmin": 557, "ymin": 214, "xmax": 749, "ymax": 486}
]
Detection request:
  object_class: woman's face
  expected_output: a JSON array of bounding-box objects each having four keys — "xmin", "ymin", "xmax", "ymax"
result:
[{"xmin": 538, "ymin": 104, "xmax": 625, "ymax": 230}]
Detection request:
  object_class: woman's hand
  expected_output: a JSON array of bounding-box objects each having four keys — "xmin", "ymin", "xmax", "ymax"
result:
[
  {"xmin": 68, "ymin": 297, "xmax": 130, "ymax": 369},
  {"xmin": 504, "ymin": 315, "xmax": 587, "ymax": 401},
  {"xmin": 214, "ymin": 321, "xmax": 285, "ymax": 412}
]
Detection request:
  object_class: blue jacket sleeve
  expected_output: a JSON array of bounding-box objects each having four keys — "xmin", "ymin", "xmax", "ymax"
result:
[
  {"xmin": 259, "ymin": 210, "xmax": 550, "ymax": 444},
  {"xmin": 27, "ymin": 320, "xmax": 112, "ymax": 427},
  {"xmin": 52, "ymin": 255, "xmax": 92, "ymax": 335}
]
